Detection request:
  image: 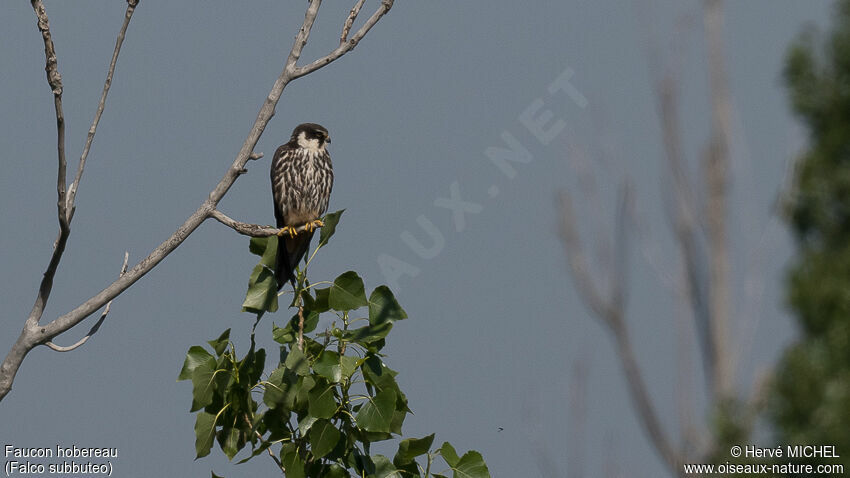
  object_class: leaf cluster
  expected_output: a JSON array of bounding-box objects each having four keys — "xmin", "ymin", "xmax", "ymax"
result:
[
  {"xmin": 179, "ymin": 212, "xmax": 490, "ymax": 477},
  {"xmin": 772, "ymin": 2, "xmax": 850, "ymax": 472}
]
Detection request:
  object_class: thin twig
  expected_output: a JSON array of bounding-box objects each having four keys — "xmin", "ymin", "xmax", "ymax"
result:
[
  {"xmin": 297, "ymin": 306, "xmax": 305, "ymax": 351},
  {"xmin": 340, "ymin": 0, "xmax": 366, "ymax": 45},
  {"xmin": 45, "ymin": 252, "xmax": 130, "ymax": 352},
  {"xmin": 294, "ymin": 0, "xmax": 394, "ymax": 78},
  {"xmin": 244, "ymin": 413, "xmax": 283, "ymax": 470},
  {"xmin": 66, "ymin": 1, "xmax": 138, "ymax": 221}
]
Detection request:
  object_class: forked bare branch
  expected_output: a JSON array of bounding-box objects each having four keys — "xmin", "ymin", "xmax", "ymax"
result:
[
  {"xmin": 559, "ymin": 188, "xmax": 683, "ymax": 472},
  {"xmin": 1, "ymin": 0, "xmax": 395, "ymax": 402}
]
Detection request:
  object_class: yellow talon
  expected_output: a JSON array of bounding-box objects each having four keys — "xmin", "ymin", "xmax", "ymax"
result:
[
  {"xmin": 304, "ymin": 219, "xmax": 324, "ymax": 233},
  {"xmin": 277, "ymin": 226, "xmax": 298, "ymax": 238}
]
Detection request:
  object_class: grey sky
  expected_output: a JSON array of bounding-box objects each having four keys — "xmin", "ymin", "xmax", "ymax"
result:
[{"xmin": 0, "ymin": 1, "xmax": 831, "ymax": 476}]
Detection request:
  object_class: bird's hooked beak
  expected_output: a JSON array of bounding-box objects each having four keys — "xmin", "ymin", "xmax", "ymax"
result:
[{"xmin": 325, "ymin": 136, "xmax": 331, "ymax": 144}]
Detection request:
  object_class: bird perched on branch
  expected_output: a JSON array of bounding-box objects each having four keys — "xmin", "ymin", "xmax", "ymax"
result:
[{"xmin": 271, "ymin": 123, "xmax": 333, "ymax": 290}]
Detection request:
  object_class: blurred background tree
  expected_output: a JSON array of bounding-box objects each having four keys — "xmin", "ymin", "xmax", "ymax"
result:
[{"xmin": 771, "ymin": 0, "xmax": 850, "ymax": 472}]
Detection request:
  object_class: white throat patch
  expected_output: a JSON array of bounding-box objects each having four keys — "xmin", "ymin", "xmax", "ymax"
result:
[{"xmin": 297, "ymin": 131, "xmax": 325, "ymax": 153}]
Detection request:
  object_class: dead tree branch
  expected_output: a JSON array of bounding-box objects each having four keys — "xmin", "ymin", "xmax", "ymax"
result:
[
  {"xmin": 560, "ymin": 1, "xmax": 739, "ymax": 473},
  {"xmin": 66, "ymin": 0, "xmax": 138, "ymax": 222},
  {"xmin": 340, "ymin": 0, "xmax": 367, "ymax": 45},
  {"xmin": 0, "ymin": 0, "xmax": 394, "ymax": 402},
  {"xmin": 45, "ymin": 252, "xmax": 129, "ymax": 352},
  {"xmin": 26, "ymin": 0, "xmax": 69, "ymax": 338},
  {"xmin": 703, "ymin": 0, "xmax": 733, "ymax": 399},
  {"xmin": 559, "ymin": 190, "xmax": 683, "ymax": 472},
  {"xmin": 210, "ymin": 209, "xmax": 313, "ymax": 238}
]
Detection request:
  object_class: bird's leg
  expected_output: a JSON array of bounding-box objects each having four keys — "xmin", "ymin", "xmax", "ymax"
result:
[
  {"xmin": 277, "ymin": 226, "xmax": 299, "ymax": 238},
  {"xmin": 303, "ymin": 219, "xmax": 325, "ymax": 233}
]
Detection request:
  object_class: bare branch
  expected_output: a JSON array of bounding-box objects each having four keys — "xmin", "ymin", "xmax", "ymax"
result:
[
  {"xmin": 1, "ymin": 0, "xmax": 394, "ymax": 402},
  {"xmin": 610, "ymin": 323, "xmax": 683, "ymax": 471},
  {"xmin": 66, "ymin": 1, "xmax": 138, "ymax": 221},
  {"xmin": 656, "ymin": 70, "xmax": 716, "ymax": 394},
  {"xmin": 45, "ymin": 252, "xmax": 130, "ymax": 352},
  {"xmin": 558, "ymin": 192, "xmax": 617, "ymax": 325},
  {"xmin": 26, "ymin": 0, "xmax": 69, "ymax": 334},
  {"xmin": 340, "ymin": 0, "xmax": 367, "ymax": 45},
  {"xmin": 210, "ymin": 209, "xmax": 312, "ymax": 238},
  {"xmin": 294, "ymin": 0, "xmax": 394, "ymax": 79},
  {"xmin": 559, "ymin": 189, "xmax": 684, "ymax": 472},
  {"xmin": 703, "ymin": 0, "xmax": 734, "ymax": 399},
  {"xmin": 284, "ymin": 0, "xmax": 323, "ymax": 73}
]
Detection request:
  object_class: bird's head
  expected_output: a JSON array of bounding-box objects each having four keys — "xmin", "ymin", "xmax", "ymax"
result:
[{"xmin": 291, "ymin": 123, "xmax": 331, "ymax": 153}]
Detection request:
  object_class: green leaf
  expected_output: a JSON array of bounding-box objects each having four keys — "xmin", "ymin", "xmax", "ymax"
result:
[
  {"xmin": 339, "ymin": 355, "xmax": 359, "ymax": 380},
  {"xmin": 298, "ymin": 415, "xmax": 318, "ymax": 435},
  {"xmin": 308, "ymin": 383, "xmax": 338, "ymax": 419},
  {"xmin": 361, "ymin": 356, "xmax": 403, "ymax": 402},
  {"xmin": 239, "ymin": 347, "xmax": 266, "ymax": 385},
  {"xmin": 284, "ymin": 346, "xmax": 310, "ymax": 376},
  {"xmin": 189, "ymin": 356, "xmax": 219, "ymax": 412},
  {"xmin": 221, "ymin": 427, "xmax": 240, "ymax": 460},
  {"xmin": 356, "ymin": 389, "xmax": 397, "ymax": 433},
  {"xmin": 368, "ymin": 286, "xmax": 407, "ymax": 325},
  {"xmin": 453, "ymin": 451, "xmax": 490, "ymax": 478},
  {"xmin": 262, "ymin": 407, "xmax": 292, "ymax": 442},
  {"xmin": 440, "ymin": 442, "xmax": 460, "ymax": 468},
  {"xmin": 371, "ymin": 455, "xmax": 402, "ymax": 478},
  {"xmin": 211, "ymin": 472, "xmax": 224, "ymax": 478},
  {"xmin": 235, "ymin": 441, "xmax": 271, "ymax": 465},
  {"xmin": 313, "ymin": 350, "xmax": 359, "ymax": 383},
  {"xmin": 312, "ymin": 287, "xmax": 331, "ymax": 312},
  {"xmin": 318, "ymin": 209, "xmax": 344, "ymax": 248},
  {"xmin": 289, "ymin": 308, "xmax": 319, "ymax": 334},
  {"xmin": 263, "ymin": 367, "xmax": 298, "ymax": 410},
  {"xmin": 345, "ymin": 322, "xmax": 393, "ymax": 344},
  {"xmin": 393, "ymin": 433, "xmax": 435, "ymax": 466},
  {"xmin": 329, "ymin": 271, "xmax": 369, "ymax": 311},
  {"xmin": 248, "ymin": 236, "xmax": 267, "ymax": 258},
  {"xmin": 241, "ymin": 263, "xmax": 278, "ymax": 314},
  {"xmin": 272, "ymin": 323, "xmax": 295, "ymax": 345},
  {"xmin": 207, "ymin": 329, "xmax": 231, "ymax": 356},
  {"xmin": 194, "ymin": 412, "xmax": 217, "ymax": 459},
  {"xmin": 281, "ymin": 444, "xmax": 305, "ymax": 478},
  {"xmin": 389, "ymin": 409, "xmax": 407, "ymax": 435},
  {"xmin": 178, "ymin": 346, "xmax": 215, "ymax": 381},
  {"xmin": 309, "ymin": 419, "xmax": 341, "ymax": 459},
  {"xmin": 324, "ymin": 464, "xmax": 348, "ymax": 478},
  {"xmin": 248, "ymin": 235, "xmax": 278, "ymax": 269}
]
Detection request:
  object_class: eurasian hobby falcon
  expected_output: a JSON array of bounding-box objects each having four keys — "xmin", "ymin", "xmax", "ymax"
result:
[{"xmin": 270, "ymin": 123, "xmax": 333, "ymax": 290}]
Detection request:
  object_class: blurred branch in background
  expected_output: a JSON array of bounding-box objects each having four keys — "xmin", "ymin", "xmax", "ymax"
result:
[{"xmin": 558, "ymin": 0, "xmax": 775, "ymax": 475}]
